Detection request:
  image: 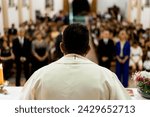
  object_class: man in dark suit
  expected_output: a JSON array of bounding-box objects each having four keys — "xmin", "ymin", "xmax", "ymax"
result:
[
  {"xmin": 8, "ymin": 24, "xmax": 17, "ymax": 36},
  {"xmin": 13, "ymin": 29, "xmax": 31, "ymax": 86},
  {"xmin": 97, "ymin": 29, "xmax": 115, "ymax": 69}
]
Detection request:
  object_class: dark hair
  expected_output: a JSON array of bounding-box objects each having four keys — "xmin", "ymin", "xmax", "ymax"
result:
[
  {"xmin": 132, "ymin": 40, "xmax": 139, "ymax": 45},
  {"xmin": 102, "ymin": 29, "xmax": 110, "ymax": 33},
  {"xmin": 62, "ymin": 23, "xmax": 89, "ymax": 55}
]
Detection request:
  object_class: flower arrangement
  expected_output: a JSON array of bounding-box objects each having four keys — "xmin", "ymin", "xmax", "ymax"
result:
[{"xmin": 132, "ymin": 71, "xmax": 150, "ymax": 98}]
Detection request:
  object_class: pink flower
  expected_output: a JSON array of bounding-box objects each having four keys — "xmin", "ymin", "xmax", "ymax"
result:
[
  {"xmin": 133, "ymin": 71, "xmax": 150, "ymax": 82},
  {"xmin": 145, "ymin": 81, "xmax": 150, "ymax": 86},
  {"xmin": 136, "ymin": 76, "xmax": 144, "ymax": 82},
  {"xmin": 132, "ymin": 72, "xmax": 141, "ymax": 81}
]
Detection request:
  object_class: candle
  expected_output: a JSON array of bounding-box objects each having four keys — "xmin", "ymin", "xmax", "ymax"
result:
[{"xmin": 0, "ymin": 63, "xmax": 4, "ymax": 85}]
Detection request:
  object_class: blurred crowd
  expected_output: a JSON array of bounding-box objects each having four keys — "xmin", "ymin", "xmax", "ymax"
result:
[
  {"xmin": 88, "ymin": 5, "xmax": 150, "ymax": 87},
  {"xmin": 0, "ymin": 6, "xmax": 150, "ymax": 87}
]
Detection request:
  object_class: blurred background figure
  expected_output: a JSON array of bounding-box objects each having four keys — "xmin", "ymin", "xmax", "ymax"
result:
[
  {"xmin": 31, "ymin": 32, "xmax": 49, "ymax": 73},
  {"xmin": 130, "ymin": 41, "xmax": 143, "ymax": 72},
  {"xmin": 13, "ymin": 29, "xmax": 31, "ymax": 86},
  {"xmin": 115, "ymin": 30, "xmax": 130, "ymax": 87},
  {"xmin": 97, "ymin": 29, "xmax": 115, "ymax": 69},
  {"xmin": 143, "ymin": 40, "xmax": 150, "ymax": 72},
  {"xmin": 8, "ymin": 24, "xmax": 17, "ymax": 36},
  {"xmin": 0, "ymin": 38, "xmax": 14, "ymax": 81},
  {"xmin": 72, "ymin": 0, "xmax": 90, "ymax": 16}
]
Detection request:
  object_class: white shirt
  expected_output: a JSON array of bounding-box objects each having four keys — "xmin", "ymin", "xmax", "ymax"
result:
[
  {"xmin": 19, "ymin": 37, "xmax": 24, "ymax": 46},
  {"xmin": 120, "ymin": 41, "xmax": 125, "ymax": 57},
  {"xmin": 20, "ymin": 54, "xmax": 130, "ymax": 100},
  {"xmin": 130, "ymin": 46, "xmax": 143, "ymax": 63},
  {"xmin": 103, "ymin": 38, "xmax": 109, "ymax": 45}
]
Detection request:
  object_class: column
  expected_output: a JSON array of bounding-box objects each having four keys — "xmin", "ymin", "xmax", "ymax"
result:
[
  {"xmin": 29, "ymin": 0, "xmax": 32, "ymax": 20},
  {"xmin": 127, "ymin": 0, "xmax": 132, "ymax": 22},
  {"xmin": 1, "ymin": 0, "xmax": 9, "ymax": 29},
  {"xmin": 18, "ymin": 0, "xmax": 23, "ymax": 24},
  {"xmin": 91, "ymin": 0, "xmax": 97, "ymax": 13},
  {"xmin": 137, "ymin": 0, "xmax": 142, "ymax": 24},
  {"xmin": 63, "ymin": 0, "xmax": 69, "ymax": 13},
  {"xmin": 29, "ymin": 0, "xmax": 36, "ymax": 21},
  {"xmin": 0, "ymin": 0, "xmax": 4, "ymax": 34}
]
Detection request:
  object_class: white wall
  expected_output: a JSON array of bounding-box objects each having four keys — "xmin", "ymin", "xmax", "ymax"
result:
[
  {"xmin": 0, "ymin": 11, "xmax": 4, "ymax": 35},
  {"xmin": 97, "ymin": 0, "xmax": 128, "ymax": 17},
  {"xmin": 32, "ymin": 0, "xmax": 63, "ymax": 19},
  {"xmin": 33, "ymin": 0, "xmax": 45, "ymax": 15},
  {"xmin": 6, "ymin": 0, "xmax": 19, "ymax": 28},
  {"xmin": 0, "ymin": 0, "xmax": 4, "ymax": 35},
  {"xmin": 53, "ymin": 0, "xmax": 63, "ymax": 14},
  {"xmin": 30, "ymin": 0, "xmax": 36, "ymax": 21},
  {"xmin": 22, "ymin": 7, "xmax": 30, "ymax": 22},
  {"xmin": 8, "ymin": 8, "xmax": 19, "ymax": 28},
  {"xmin": 141, "ymin": 7, "xmax": 150, "ymax": 29},
  {"xmin": 46, "ymin": 0, "xmax": 63, "ymax": 18},
  {"xmin": 131, "ymin": 7, "xmax": 137, "ymax": 23}
]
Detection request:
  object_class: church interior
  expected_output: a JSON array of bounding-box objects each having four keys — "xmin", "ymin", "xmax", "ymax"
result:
[{"xmin": 0, "ymin": 0, "xmax": 150, "ymax": 99}]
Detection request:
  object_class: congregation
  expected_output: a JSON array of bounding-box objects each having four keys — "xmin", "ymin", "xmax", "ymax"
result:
[{"xmin": 0, "ymin": 6, "xmax": 150, "ymax": 88}]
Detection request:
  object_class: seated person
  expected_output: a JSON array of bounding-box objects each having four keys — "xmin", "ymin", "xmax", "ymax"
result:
[
  {"xmin": 20, "ymin": 24, "xmax": 130, "ymax": 100},
  {"xmin": 143, "ymin": 47, "xmax": 150, "ymax": 71},
  {"xmin": 130, "ymin": 41, "xmax": 143, "ymax": 72}
]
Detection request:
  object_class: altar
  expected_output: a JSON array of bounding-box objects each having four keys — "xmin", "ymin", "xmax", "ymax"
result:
[
  {"xmin": 0, "ymin": 87, "xmax": 148, "ymax": 100},
  {"xmin": 0, "ymin": 87, "xmax": 22, "ymax": 100}
]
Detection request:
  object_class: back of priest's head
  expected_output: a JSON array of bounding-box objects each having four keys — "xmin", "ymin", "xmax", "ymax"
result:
[{"xmin": 61, "ymin": 23, "xmax": 90, "ymax": 56}]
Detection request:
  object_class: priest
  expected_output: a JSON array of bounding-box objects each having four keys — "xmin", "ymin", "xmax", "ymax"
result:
[{"xmin": 20, "ymin": 24, "xmax": 130, "ymax": 100}]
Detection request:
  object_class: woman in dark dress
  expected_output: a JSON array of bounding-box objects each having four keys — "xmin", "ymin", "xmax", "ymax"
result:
[
  {"xmin": 31, "ymin": 33, "xmax": 49, "ymax": 73},
  {"xmin": 0, "ymin": 38, "xmax": 14, "ymax": 80}
]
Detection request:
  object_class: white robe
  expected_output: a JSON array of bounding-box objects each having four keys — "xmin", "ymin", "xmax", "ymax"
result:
[{"xmin": 20, "ymin": 54, "xmax": 130, "ymax": 100}]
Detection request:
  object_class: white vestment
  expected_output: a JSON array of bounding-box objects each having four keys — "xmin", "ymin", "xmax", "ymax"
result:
[{"xmin": 20, "ymin": 54, "xmax": 130, "ymax": 100}]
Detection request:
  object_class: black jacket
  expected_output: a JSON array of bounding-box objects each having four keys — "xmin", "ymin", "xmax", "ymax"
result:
[
  {"xmin": 97, "ymin": 39, "xmax": 115, "ymax": 64},
  {"xmin": 13, "ymin": 37, "xmax": 31, "ymax": 63},
  {"xmin": 8, "ymin": 28, "xmax": 17, "ymax": 35}
]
